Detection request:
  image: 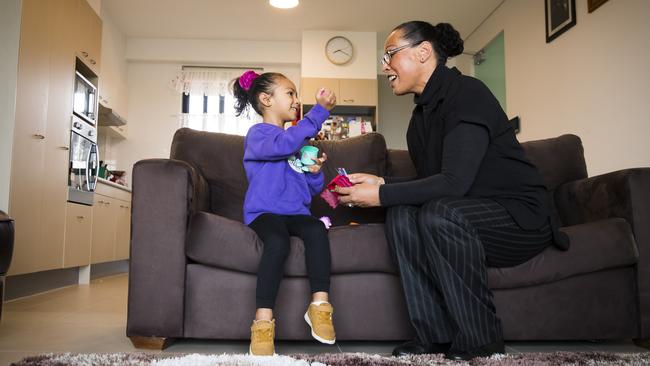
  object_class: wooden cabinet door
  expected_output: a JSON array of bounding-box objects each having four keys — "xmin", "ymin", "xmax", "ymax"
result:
[
  {"xmin": 63, "ymin": 202, "xmax": 92, "ymax": 268},
  {"xmin": 8, "ymin": 0, "xmax": 52, "ymax": 275},
  {"xmin": 300, "ymin": 78, "xmax": 339, "ymax": 105},
  {"xmin": 339, "ymin": 79, "xmax": 378, "ymax": 106},
  {"xmin": 76, "ymin": 0, "xmax": 101, "ymax": 75},
  {"xmin": 88, "ymin": 0, "xmax": 102, "ymax": 73},
  {"xmin": 91, "ymin": 195, "xmax": 116, "ymax": 264},
  {"xmin": 40, "ymin": 0, "xmax": 78, "ymax": 270},
  {"xmin": 114, "ymin": 200, "xmax": 131, "ymax": 260}
]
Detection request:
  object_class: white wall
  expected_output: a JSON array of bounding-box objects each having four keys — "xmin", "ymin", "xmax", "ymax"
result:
[
  {"xmin": 117, "ymin": 39, "xmax": 301, "ymax": 186},
  {"xmin": 127, "ymin": 38, "xmax": 301, "ymax": 66},
  {"xmin": 0, "ymin": 0, "xmax": 21, "ymax": 212},
  {"xmin": 463, "ymin": 0, "xmax": 650, "ymax": 175},
  {"xmin": 302, "ymin": 31, "xmax": 377, "ymax": 79},
  {"xmin": 97, "ymin": 5, "xmax": 129, "ymax": 165},
  {"xmin": 99, "ymin": 6, "xmax": 128, "ymax": 118},
  {"xmin": 377, "ymin": 77, "xmax": 411, "ymax": 150}
]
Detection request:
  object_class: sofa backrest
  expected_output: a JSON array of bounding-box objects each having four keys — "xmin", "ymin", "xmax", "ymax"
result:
[
  {"xmin": 386, "ymin": 134, "xmax": 588, "ymax": 192},
  {"xmin": 520, "ymin": 134, "xmax": 588, "ymax": 191},
  {"xmin": 170, "ymin": 128, "xmax": 587, "ymax": 224},
  {"xmin": 170, "ymin": 128, "xmax": 388, "ymax": 225},
  {"xmin": 171, "ymin": 128, "xmax": 247, "ymax": 222},
  {"xmin": 311, "ymin": 133, "xmax": 388, "ymax": 226}
]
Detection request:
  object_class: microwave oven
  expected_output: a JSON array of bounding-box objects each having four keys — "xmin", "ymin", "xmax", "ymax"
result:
[{"xmin": 73, "ymin": 71, "xmax": 97, "ymax": 125}]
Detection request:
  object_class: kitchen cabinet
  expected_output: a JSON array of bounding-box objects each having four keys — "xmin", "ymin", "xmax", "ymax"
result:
[
  {"xmin": 300, "ymin": 77, "xmax": 379, "ymax": 136},
  {"xmin": 115, "ymin": 200, "xmax": 131, "ymax": 260},
  {"xmin": 339, "ymin": 79, "xmax": 378, "ymax": 106},
  {"xmin": 8, "ymin": 0, "xmax": 103, "ymax": 275},
  {"xmin": 300, "ymin": 77, "xmax": 378, "ymax": 106},
  {"xmin": 76, "ymin": 0, "xmax": 102, "ymax": 75},
  {"xmin": 64, "ymin": 203, "xmax": 92, "ymax": 268},
  {"xmin": 8, "ymin": 0, "xmax": 76, "ymax": 275},
  {"xmin": 91, "ymin": 180, "xmax": 131, "ymax": 264},
  {"xmin": 91, "ymin": 195, "xmax": 115, "ymax": 264}
]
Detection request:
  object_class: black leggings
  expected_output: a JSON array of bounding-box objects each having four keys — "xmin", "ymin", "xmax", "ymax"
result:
[{"xmin": 249, "ymin": 213, "xmax": 331, "ymax": 309}]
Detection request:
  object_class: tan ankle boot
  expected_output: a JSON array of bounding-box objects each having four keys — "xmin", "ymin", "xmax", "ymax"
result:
[
  {"xmin": 250, "ymin": 319, "xmax": 275, "ymax": 356},
  {"xmin": 304, "ymin": 302, "xmax": 336, "ymax": 344}
]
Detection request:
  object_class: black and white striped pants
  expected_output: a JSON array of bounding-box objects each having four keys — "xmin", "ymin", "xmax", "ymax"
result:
[{"xmin": 386, "ymin": 197, "xmax": 552, "ymax": 351}]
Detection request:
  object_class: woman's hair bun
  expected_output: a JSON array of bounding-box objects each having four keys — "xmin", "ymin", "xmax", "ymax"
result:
[{"xmin": 434, "ymin": 23, "xmax": 464, "ymax": 58}]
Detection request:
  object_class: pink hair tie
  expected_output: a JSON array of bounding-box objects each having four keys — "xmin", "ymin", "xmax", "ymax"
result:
[{"xmin": 239, "ymin": 70, "xmax": 259, "ymax": 91}]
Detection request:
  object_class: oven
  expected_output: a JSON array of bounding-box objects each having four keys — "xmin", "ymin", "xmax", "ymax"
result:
[
  {"xmin": 73, "ymin": 70, "xmax": 97, "ymax": 125},
  {"xmin": 68, "ymin": 114, "xmax": 98, "ymax": 205}
]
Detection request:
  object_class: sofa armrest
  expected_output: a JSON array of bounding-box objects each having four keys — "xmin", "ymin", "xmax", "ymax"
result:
[
  {"xmin": 127, "ymin": 158, "xmax": 210, "ymax": 339},
  {"xmin": 555, "ymin": 167, "xmax": 650, "ymax": 337}
]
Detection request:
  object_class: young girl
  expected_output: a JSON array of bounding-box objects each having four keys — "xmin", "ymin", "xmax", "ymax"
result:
[{"xmin": 232, "ymin": 70, "xmax": 337, "ymax": 356}]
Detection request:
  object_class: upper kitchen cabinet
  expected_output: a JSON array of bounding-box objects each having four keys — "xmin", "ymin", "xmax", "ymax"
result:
[
  {"xmin": 76, "ymin": 0, "xmax": 102, "ymax": 75},
  {"xmin": 339, "ymin": 79, "xmax": 378, "ymax": 106},
  {"xmin": 300, "ymin": 78, "xmax": 378, "ymax": 107}
]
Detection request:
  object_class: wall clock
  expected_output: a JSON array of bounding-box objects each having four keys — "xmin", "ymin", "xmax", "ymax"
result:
[{"xmin": 325, "ymin": 36, "xmax": 353, "ymax": 65}]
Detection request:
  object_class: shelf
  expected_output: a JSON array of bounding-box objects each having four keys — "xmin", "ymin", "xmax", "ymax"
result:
[
  {"xmin": 99, "ymin": 125, "xmax": 128, "ymax": 140},
  {"xmin": 98, "ymin": 103, "xmax": 127, "ymax": 126}
]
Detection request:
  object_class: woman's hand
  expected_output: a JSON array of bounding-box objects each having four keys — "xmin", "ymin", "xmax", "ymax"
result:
[
  {"xmin": 347, "ymin": 173, "xmax": 385, "ymax": 186},
  {"xmin": 307, "ymin": 153, "xmax": 327, "ymax": 174},
  {"xmin": 335, "ymin": 183, "xmax": 381, "ymax": 208}
]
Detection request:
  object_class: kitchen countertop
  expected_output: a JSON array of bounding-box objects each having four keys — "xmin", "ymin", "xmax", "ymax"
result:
[{"xmin": 97, "ymin": 177, "xmax": 131, "ymax": 192}]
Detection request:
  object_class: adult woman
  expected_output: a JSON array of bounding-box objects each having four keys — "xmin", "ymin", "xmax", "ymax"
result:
[{"xmin": 335, "ymin": 21, "xmax": 568, "ymax": 361}]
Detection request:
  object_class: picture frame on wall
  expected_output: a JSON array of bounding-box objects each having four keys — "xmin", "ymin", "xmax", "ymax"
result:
[
  {"xmin": 588, "ymin": 0, "xmax": 609, "ymax": 13},
  {"xmin": 545, "ymin": 0, "xmax": 577, "ymax": 43}
]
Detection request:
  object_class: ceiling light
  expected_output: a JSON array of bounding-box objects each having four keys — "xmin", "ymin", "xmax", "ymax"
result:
[{"xmin": 270, "ymin": 0, "xmax": 299, "ymax": 9}]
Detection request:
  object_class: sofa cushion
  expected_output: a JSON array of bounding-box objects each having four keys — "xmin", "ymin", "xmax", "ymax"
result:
[
  {"xmin": 311, "ymin": 133, "xmax": 388, "ymax": 226},
  {"xmin": 186, "ymin": 211, "xmax": 397, "ymax": 276},
  {"xmin": 520, "ymin": 134, "xmax": 588, "ymax": 191},
  {"xmin": 170, "ymin": 129, "xmax": 388, "ymax": 226},
  {"xmin": 170, "ymin": 128, "xmax": 247, "ymax": 222},
  {"xmin": 488, "ymin": 218, "xmax": 638, "ymax": 290}
]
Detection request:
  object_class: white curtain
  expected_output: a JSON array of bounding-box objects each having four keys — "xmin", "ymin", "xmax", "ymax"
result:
[{"xmin": 171, "ymin": 67, "xmax": 262, "ymax": 135}]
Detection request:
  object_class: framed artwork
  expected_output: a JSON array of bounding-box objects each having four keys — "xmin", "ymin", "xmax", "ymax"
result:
[
  {"xmin": 545, "ymin": 0, "xmax": 577, "ymax": 43},
  {"xmin": 588, "ymin": 0, "xmax": 609, "ymax": 13}
]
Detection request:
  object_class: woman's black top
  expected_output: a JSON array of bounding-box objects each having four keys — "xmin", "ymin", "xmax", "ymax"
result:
[{"xmin": 378, "ymin": 65, "xmax": 569, "ymax": 250}]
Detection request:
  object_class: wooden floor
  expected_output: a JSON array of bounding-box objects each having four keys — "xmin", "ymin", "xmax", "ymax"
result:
[{"xmin": 0, "ymin": 274, "xmax": 646, "ymax": 365}]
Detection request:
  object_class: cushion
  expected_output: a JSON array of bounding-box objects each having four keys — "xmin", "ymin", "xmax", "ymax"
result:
[
  {"xmin": 170, "ymin": 129, "xmax": 388, "ymax": 226},
  {"xmin": 186, "ymin": 211, "xmax": 396, "ymax": 276},
  {"xmin": 311, "ymin": 133, "xmax": 388, "ymax": 226},
  {"xmin": 488, "ymin": 218, "xmax": 639, "ymax": 290},
  {"xmin": 520, "ymin": 134, "xmax": 587, "ymax": 191},
  {"xmin": 170, "ymin": 128, "xmax": 247, "ymax": 222}
]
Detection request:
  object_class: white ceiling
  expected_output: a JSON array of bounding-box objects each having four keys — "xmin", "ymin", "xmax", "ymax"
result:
[{"xmin": 102, "ymin": 0, "xmax": 503, "ymax": 42}]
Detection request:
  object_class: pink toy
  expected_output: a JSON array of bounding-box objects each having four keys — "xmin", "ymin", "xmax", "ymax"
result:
[
  {"xmin": 320, "ymin": 174, "xmax": 354, "ymax": 209},
  {"xmin": 319, "ymin": 216, "xmax": 332, "ymax": 229}
]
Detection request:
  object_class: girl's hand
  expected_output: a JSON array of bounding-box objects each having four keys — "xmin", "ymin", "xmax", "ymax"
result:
[
  {"xmin": 316, "ymin": 88, "xmax": 336, "ymax": 111},
  {"xmin": 307, "ymin": 153, "xmax": 327, "ymax": 174},
  {"xmin": 347, "ymin": 173, "xmax": 385, "ymax": 186},
  {"xmin": 335, "ymin": 183, "xmax": 381, "ymax": 208}
]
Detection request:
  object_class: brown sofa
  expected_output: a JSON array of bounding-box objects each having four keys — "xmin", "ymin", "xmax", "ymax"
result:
[
  {"xmin": 0, "ymin": 210, "xmax": 14, "ymax": 321},
  {"xmin": 127, "ymin": 129, "xmax": 650, "ymax": 349}
]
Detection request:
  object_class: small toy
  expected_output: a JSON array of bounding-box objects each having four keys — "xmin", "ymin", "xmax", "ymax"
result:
[
  {"xmin": 319, "ymin": 216, "xmax": 332, "ymax": 229},
  {"xmin": 320, "ymin": 168, "xmax": 354, "ymax": 209}
]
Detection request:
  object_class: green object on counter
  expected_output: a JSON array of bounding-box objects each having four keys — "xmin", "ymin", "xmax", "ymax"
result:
[{"xmin": 98, "ymin": 165, "xmax": 107, "ymax": 179}]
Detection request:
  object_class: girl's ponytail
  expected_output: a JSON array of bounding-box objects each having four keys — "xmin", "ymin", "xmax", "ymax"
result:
[{"xmin": 231, "ymin": 75, "xmax": 250, "ymax": 117}]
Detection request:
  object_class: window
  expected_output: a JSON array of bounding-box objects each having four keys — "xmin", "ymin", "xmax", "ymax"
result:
[{"xmin": 172, "ymin": 67, "xmax": 262, "ymax": 135}]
